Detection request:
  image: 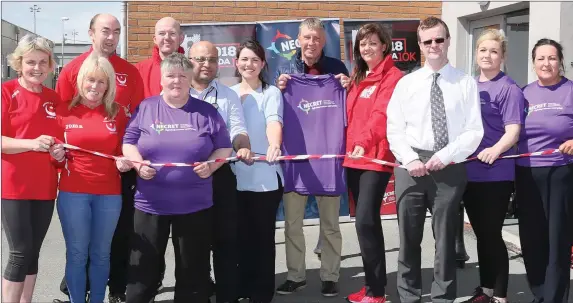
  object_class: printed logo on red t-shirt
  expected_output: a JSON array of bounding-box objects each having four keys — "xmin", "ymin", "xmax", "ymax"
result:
[
  {"xmin": 103, "ymin": 117, "xmax": 117, "ymax": 133},
  {"xmin": 359, "ymin": 86, "xmax": 377, "ymax": 99},
  {"xmin": 116, "ymin": 73, "xmax": 128, "ymax": 87},
  {"xmin": 43, "ymin": 101, "xmax": 56, "ymax": 119}
]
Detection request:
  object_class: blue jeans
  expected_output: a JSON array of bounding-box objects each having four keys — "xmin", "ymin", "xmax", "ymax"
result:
[{"xmin": 57, "ymin": 191, "xmax": 122, "ymax": 303}]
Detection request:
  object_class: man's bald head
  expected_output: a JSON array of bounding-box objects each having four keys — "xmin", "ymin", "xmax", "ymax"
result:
[
  {"xmin": 154, "ymin": 17, "xmax": 184, "ymax": 59},
  {"xmin": 88, "ymin": 13, "xmax": 120, "ymax": 57},
  {"xmin": 188, "ymin": 41, "xmax": 219, "ymax": 85}
]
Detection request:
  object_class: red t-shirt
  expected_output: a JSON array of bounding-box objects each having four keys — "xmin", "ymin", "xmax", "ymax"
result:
[
  {"xmin": 56, "ymin": 49, "xmax": 145, "ymax": 116},
  {"xmin": 56, "ymin": 103, "xmax": 128, "ymax": 195},
  {"xmin": 1, "ymin": 79, "xmax": 63, "ymax": 200}
]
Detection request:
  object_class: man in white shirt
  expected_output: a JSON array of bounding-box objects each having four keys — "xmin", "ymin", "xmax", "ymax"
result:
[
  {"xmin": 386, "ymin": 17, "xmax": 483, "ymax": 303},
  {"xmin": 188, "ymin": 41, "xmax": 251, "ymax": 303}
]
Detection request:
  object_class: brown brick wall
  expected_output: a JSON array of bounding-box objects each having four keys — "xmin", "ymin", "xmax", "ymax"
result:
[{"xmin": 127, "ymin": 1, "xmax": 442, "ymax": 63}]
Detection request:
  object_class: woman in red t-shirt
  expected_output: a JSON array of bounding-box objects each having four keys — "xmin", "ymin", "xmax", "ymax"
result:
[
  {"xmin": 343, "ymin": 23, "xmax": 403, "ymax": 303},
  {"xmin": 1, "ymin": 34, "xmax": 62, "ymax": 303},
  {"xmin": 49, "ymin": 53, "xmax": 132, "ymax": 303}
]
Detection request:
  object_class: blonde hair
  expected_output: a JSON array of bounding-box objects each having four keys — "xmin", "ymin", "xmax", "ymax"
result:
[
  {"xmin": 69, "ymin": 53, "xmax": 118, "ymax": 119},
  {"xmin": 475, "ymin": 29, "xmax": 507, "ymax": 57},
  {"xmin": 7, "ymin": 34, "xmax": 56, "ymax": 75}
]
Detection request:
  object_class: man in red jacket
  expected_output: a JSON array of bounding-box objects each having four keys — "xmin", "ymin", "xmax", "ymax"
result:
[
  {"xmin": 53, "ymin": 13, "xmax": 144, "ymax": 303},
  {"xmin": 135, "ymin": 17, "xmax": 185, "ymax": 98}
]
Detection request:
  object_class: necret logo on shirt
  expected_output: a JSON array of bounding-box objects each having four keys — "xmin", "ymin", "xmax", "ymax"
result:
[
  {"xmin": 43, "ymin": 102, "xmax": 56, "ymax": 119},
  {"xmin": 149, "ymin": 119, "xmax": 196, "ymax": 134},
  {"xmin": 116, "ymin": 73, "xmax": 128, "ymax": 87},
  {"xmin": 297, "ymin": 98, "xmax": 338, "ymax": 114},
  {"xmin": 103, "ymin": 117, "xmax": 117, "ymax": 133},
  {"xmin": 525, "ymin": 102, "xmax": 563, "ymax": 116}
]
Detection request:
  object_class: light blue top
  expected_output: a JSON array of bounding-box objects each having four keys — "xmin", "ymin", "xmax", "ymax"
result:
[
  {"xmin": 189, "ymin": 80, "xmax": 248, "ymax": 142},
  {"xmin": 230, "ymin": 83, "xmax": 284, "ymax": 192}
]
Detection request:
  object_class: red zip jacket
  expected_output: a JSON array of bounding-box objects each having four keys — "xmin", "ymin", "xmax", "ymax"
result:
[
  {"xmin": 135, "ymin": 45, "xmax": 185, "ymax": 98},
  {"xmin": 56, "ymin": 48, "xmax": 144, "ymax": 115},
  {"xmin": 343, "ymin": 55, "xmax": 403, "ymax": 173}
]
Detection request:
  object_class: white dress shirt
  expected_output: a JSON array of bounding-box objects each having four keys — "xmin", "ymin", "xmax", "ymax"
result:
[
  {"xmin": 190, "ymin": 80, "xmax": 248, "ymax": 143},
  {"xmin": 386, "ymin": 63, "xmax": 484, "ymax": 165}
]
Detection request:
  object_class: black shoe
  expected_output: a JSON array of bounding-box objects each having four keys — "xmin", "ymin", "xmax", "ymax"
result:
[
  {"xmin": 462, "ymin": 287, "xmax": 491, "ymax": 303},
  {"xmin": 52, "ymin": 300, "xmax": 70, "ymax": 303},
  {"xmin": 109, "ymin": 293, "xmax": 126, "ymax": 303},
  {"xmin": 321, "ymin": 281, "xmax": 339, "ymax": 297},
  {"xmin": 276, "ymin": 280, "xmax": 307, "ymax": 295}
]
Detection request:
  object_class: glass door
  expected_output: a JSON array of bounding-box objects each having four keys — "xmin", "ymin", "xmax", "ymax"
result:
[{"xmin": 468, "ymin": 15, "xmax": 505, "ymax": 77}]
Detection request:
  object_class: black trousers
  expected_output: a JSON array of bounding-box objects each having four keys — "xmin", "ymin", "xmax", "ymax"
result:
[
  {"xmin": 516, "ymin": 165, "xmax": 573, "ymax": 303},
  {"xmin": 237, "ymin": 174, "xmax": 283, "ymax": 303},
  {"xmin": 59, "ymin": 170, "xmax": 136, "ymax": 297},
  {"xmin": 463, "ymin": 181, "xmax": 513, "ymax": 297},
  {"xmin": 1, "ymin": 199, "xmax": 55, "ymax": 282},
  {"xmin": 347, "ymin": 168, "xmax": 391, "ymax": 297},
  {"xmin": 126, "ymin": 207, "xmax": 213, "ymax": 303},
  {"xmin": 212, "ymin": 163, "xmax": 239, "ymax": 302}
]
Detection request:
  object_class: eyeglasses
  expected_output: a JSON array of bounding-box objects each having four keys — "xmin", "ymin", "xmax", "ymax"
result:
[
  {"xmin": 190, "ymin": 56, "xmax": 218, "ymax": 64},
  {"xmin": 421, "ymin": 38, "xmax": 446, "ymax": 46}
]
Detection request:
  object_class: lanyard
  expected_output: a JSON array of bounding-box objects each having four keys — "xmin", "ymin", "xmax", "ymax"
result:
[{"xmin": 202, "ymin": 86, "xmax": 218, "ymax": 109}]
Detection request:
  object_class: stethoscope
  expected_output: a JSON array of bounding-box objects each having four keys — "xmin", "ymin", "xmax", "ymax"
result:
[{"xmin": 201, "ymin": 86, "xmax": 218, "ymax": 109}]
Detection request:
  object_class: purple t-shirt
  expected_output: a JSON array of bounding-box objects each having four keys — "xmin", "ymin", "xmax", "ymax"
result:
[
  {"xmin": 281, "ymin": 74, "xmax": 346, "ymax": 195},
  {"xmin": 517, "ymin": 77, "xmax": 573, "ymax": 167},
  {"xmin": 465, "ymin": 72, "xmax": 525, "ymax": 182},
  {"xmin": 123, "ymin": 95, "xmax": 231, "ymax": 215}
]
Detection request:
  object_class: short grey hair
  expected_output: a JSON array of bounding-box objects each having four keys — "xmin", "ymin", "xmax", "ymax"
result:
[
  {"xmin": 160, "ymin": 52, "xmax": 193, "ymax": 74},
  {"xmin": 298, "ymin": 17, "xmax": 325, "ymax": 35}
]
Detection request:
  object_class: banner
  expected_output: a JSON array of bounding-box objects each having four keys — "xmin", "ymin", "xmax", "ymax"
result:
[
  {"xmin": 255, "ymin": 19, "xmax": 342, "ymax": 85},
  {"xmin": 180, "ymin": 22, "xmax": 256, "ymax": 87},
  {"xmin": 343, "ymin": 19, "xmax": 421, "ymax": 74}
]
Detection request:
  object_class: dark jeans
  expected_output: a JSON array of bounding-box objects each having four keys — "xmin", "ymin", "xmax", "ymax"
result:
[
  {"xmin": 237, "ymin": 174, "xmax": 283, "ymax": 302},
  {"xmin": 126, "ymin": 208, "xmax": 213, "ymax": 303},
  {"xmin": 1, "ymin": 199, "xmax": 54, "ymax": 282},
  {"xmin": 212, "ymin": 164, "xmax": 240, "ymax": 302},
  {"xmin": 516, "ymin": 165, "xmax": 573, "ymax": 303},
  {"xmin": 347, "ymin": 168, "xmax": 391, "ymax": 297},
  {"xmin": 463, "ymin": 181, "xmax": 513, "ymax": 297}
]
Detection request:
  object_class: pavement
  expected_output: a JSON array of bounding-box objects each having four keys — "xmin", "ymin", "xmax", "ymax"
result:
[{"xmin": 2, "ymin": 211, "xmax": 572, "ymax": 303}]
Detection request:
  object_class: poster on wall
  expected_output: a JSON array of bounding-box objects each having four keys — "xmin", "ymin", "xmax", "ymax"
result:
[
  {"xmin": 255, "ymin": 18, "xmax": 342, "ymax": 85},
  {"xmin": 180, "ymin": 22, "xmax": 256, "ymax": 87},
  {"xmin": 343, "ymin": 19, "xmax": 421, "ymax": 75}
]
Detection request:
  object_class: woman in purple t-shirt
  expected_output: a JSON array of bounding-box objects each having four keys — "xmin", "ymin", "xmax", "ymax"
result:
[
  {"xmin": 122, "ymin": 53, "xmax": 232, "ymax": 302},
  {"xmin": 461, "ymin": 29, "xmax": 524, "ymax": 303},
  {"xmin": 516, "ymin": 39, "xmax": 573, "ymax": 303}
]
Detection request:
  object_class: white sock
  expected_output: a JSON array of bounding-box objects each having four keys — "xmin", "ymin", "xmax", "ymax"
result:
[{"xmin": 482, "ymin": 287, "xmax": 493, "ymax": 297}]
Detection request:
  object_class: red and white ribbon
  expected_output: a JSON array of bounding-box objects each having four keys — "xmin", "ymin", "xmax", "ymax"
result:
[{"xmin": 61, "ymin": 143, "xmax": 560, "ymax": 168}]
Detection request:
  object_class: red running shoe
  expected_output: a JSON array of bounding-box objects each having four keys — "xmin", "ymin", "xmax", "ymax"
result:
[
  {"xmin": 347, "ymin": 287, "xmax": 366, "ymax": 303},
  {"xmin": 355, "ymin": 295, "xmax": 387, "ymax": 303}
]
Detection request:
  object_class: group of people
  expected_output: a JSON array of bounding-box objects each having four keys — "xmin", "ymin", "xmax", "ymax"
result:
[{"xmin": 1, "ymin": 11, "xmax": 572, "ymax": 303}]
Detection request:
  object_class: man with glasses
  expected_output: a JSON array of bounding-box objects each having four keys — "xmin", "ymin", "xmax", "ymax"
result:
[
  {"xmin": 188, "ymin": 40, "xmax": 251, "ymax": 303},
  {"xmin": 386, "ymin": 17, "xmax": 483, "ymax": 303}
]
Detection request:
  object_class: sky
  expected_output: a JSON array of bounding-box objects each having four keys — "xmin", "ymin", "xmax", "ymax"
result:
[{"xmin": 1, "ymin": 1, "xmax": 123, "ymax": 44}]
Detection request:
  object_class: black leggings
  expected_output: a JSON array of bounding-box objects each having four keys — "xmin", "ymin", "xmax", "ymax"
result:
[
  {"xmin": 1, "ymin": 199, "xmax": 55, "ymax": 282},
  {"xmin": 347, "ymin": 168, "xmax": 391, "ymax": 297},
  {"xmin": 463, "ymin": 181, "xmax": 513, "ymax": 297},
  {"xmin": 516, "ymin": 165, "xmax": 573, "ymax": 303}
]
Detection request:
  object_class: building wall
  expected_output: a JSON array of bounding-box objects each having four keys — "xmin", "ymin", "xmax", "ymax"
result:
[
  {"xmin": 126, "ymin": 1, "xmax": 442, "ymax": 64},
  {"xmin": 442, "ymin": 1, "xmax": 572, "ymax": 83}
]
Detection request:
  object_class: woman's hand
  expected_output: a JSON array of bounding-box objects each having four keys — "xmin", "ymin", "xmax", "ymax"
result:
[
  {"xmin": 559, "ymin": 140, "xmax": 573, "ymax": 155},
  {"xmin": 115, "ymin": 157, "xmax": 134, "ymax": 172},
  {"xmin": 29, "ymin": 135, "xmax": 54, "ymax": 152},
  {"xmin": 49, "ymin": 143, "xmax": 65, "ymax": 162},
  {"xmin": 193, "ymin": 162, "xmax": 213, "ymax": 179},
  {"xmin": 348, "ymin": 145, "xmax": 365, "ymax": 159},
  {"xmin": 137, "ymin": 161, "xmax": 156, "ymax": 180},
  {"xmin": 477, "ymin": 146, "xmax": 502, "ymax": 164},
  {"xmin": 236, "ymin": 147, "xmax": 254, "ymax": 165},
  {"xmin": 266, "ymin": 144, "xmax": 281, "ymax": 163}
]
